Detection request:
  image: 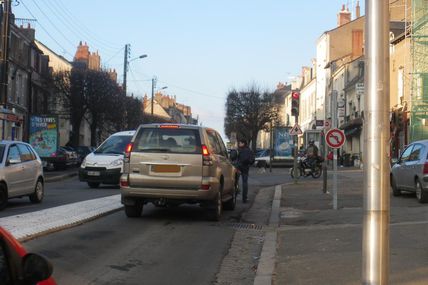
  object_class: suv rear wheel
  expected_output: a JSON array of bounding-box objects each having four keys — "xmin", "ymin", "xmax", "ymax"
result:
[
  {"xmin": 207, "ymin": 191, "xmax": 222, "ymax": 221},
  {"xmin": 223, "ymin": 180, "xmax": 238, "ymax": 211},
  {"xmin": 125, "ymin": 202, "xmax": 143, "ymax": 218}
]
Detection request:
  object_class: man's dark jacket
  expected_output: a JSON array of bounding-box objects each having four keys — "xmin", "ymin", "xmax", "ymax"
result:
[{"xmin": 237, "ymin": 147, "xmax": 254, "ymax": 174}]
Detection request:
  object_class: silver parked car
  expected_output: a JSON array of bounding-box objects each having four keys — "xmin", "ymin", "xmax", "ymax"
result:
[
  {"xmin": 0, "ymin": 141, "xmax": 45, "ymax": 210},
  {"xmin": 391, "ymin": 139, "xmax": 428, "ymax": 203},
  {"xmin": 120, "ymin": 124, "xmax": 239, "ymax": 221}
]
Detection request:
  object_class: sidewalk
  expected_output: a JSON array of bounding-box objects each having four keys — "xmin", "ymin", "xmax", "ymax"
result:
[{"xmin": 274, "ymin": 170, "xmax": 428, "ymax": 285}]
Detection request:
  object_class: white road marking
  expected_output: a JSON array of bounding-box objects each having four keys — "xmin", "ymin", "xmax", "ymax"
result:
[{"xmin": 0, "ymin": 195, "xmax": 122, "ymax": 241}]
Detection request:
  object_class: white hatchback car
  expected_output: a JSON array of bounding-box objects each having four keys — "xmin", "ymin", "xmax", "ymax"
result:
[
  {"xmin": 0, "ymin": 141, "xmax": 45, "ymax": 210},
  {"xmin": 79, "ymin": 131, "xmax": 135, "ymax": 188}
]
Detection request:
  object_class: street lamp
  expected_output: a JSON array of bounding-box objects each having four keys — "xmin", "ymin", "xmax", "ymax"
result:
[
  {"xmin": 123, "ymin": 43, "xmax": 147, "ymax": 96},
  {"xmin": 151, "ymin": 79, "xmax": 168, "ymax": 116},
  {"xmin": 130, "ymin": 54, "xmax": 147, "ymax": 63}
]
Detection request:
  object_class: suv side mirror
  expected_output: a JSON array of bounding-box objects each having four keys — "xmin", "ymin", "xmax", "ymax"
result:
[
  {"xmin": 229, "ymin": 149, "xmax": 238, "ymax": 161},
  {"xmin": 391, "ymin": 158, "xmax": 398, "ymax": 165},
  {"xmin": 22, "ymin": 253, "xmax": 53, "ymax": 284}
]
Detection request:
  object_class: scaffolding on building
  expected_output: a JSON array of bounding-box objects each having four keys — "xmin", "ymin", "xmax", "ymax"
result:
[{"xmin": 409, "ymin": 0, "xmax": 428, "ymax": 142}]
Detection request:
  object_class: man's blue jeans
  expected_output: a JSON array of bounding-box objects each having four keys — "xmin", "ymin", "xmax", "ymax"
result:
[{"xmin": 241, "ymin": 173, "xmax": 248, "ymax": 202}]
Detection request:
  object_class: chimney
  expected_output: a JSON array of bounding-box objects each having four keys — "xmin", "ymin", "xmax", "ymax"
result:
[
  {"xmin": 337, "ymin": 4, "xmax": 351, "ymax": 26},
  {"xmin": 356, "ymin": 1, "xmax": 361, "ymax": 18},
  {"xmin": 352, "ymin": 30, "xmax": 364, "ymax": 58}
]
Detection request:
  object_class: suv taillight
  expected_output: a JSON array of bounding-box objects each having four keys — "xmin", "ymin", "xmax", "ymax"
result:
[
  {"xmin": 125, "ymin": 143, "xmax": 133, "ymax": 160},
  {"xmin": 120, "ymin": 175, "xmax": 129, "ymax": 187},
  {"xmin": 202, "ymin": 145, "xmax": 213, "ymax": 166},
  {"xmin": 423, "ymin": 162, "xmax": 428, "ymax": 175}
]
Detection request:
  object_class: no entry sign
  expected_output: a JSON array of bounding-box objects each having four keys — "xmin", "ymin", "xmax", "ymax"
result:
[{"xmin": 325, "ymin": 128, "xmax": 345, "ymax": 149}]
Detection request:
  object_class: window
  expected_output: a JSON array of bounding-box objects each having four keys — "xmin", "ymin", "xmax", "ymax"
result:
[
  {"xmin": 206, "ymin": 130, "xmax": 222, "ymax": 155},
  {"xmin": 134, "ymin": 128, "xmax": 201, "ymax": 154},
  {"xmin": 215, "ymin": 132, "xmax": 228, "ymax": 157},
  {"xmin": 26, "ymin": 145, "xmax": 37, "ymax": 160},
  {"xmin": 17, "ymin": 144, "xmax": 34, "ymax": 162},
  {"xmin": 0, "ymin": 243, "xmax": 12, "ymax": 285},
  {"xmin": 95, "ymin": 135, "xmax": 133, "ymax": 155},
  {"xmin": 400, "ymin": 145, "xmax": 413, "ymax": 162},
  {"xmin": 7, "ymin": 145, "xmax": 21, "ymax": 164},
  {"xmin": 408, "ymin": 144, "xmax": 423, "ymax": 161}
]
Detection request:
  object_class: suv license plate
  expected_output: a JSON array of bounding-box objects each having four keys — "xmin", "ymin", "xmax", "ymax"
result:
[
  {"xmin": 87, "ymin": 171, "xmax": 101, "ymax": 176},
  {"xmin": 152, "ymin": 165, "xmax": 180, "ymax": 173}
]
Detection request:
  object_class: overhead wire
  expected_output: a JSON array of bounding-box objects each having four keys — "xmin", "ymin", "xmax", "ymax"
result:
[
  {"xmin": 19, "ymin": 0, "xmax": 73, "ymax": 57},
  {"xmin": 34, "ymin": 0, "xmax": 122, "ymax": 57},
  {"xmin": 127, "ymin": 68, "xmax": 224, "ymax": 100},
  {"xmin": 23, "ymin": 0, "xmax": 77, "ymax": 50},
  {"xmin": 45, "ymin": 0, "xmax": 122, "ymax": 50}
]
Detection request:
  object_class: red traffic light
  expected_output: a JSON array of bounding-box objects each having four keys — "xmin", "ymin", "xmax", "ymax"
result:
[{"xmin": 292, "ymin": 91, "xmax": 300, "ymax": 100}]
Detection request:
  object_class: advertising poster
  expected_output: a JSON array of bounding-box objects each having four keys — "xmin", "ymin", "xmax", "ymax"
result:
[
  {"xmin": 273, "ymin": 127, "xmax": 294, "ymax": 158},
  {"xmin": 29, "ymin": 116, "xmax": 58, "ymax": 157}
]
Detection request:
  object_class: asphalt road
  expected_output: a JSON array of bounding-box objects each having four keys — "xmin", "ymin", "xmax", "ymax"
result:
[
  {"xmin": 0, "ymin": 176, "xmax": 118, "ymax": 218},
  {"xmin": 25, "ymin": 206, "xmax": 236, "ymax": 285},
  {"xmin": 19, "ymin": 167, "xmax": 292, "ymax": 285}
]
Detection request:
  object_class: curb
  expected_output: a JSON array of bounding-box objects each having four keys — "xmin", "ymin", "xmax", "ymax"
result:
[
  {"xmin": 45, "ymin": 172, "xmax": 78, "ymax": 183},
  {"xmin": 253, "ymin": 185, "xmax": 282, "ymax": 285}
]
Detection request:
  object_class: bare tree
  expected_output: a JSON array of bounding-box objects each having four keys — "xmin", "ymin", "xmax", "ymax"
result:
[
  {"xmin": 224, "ymin": 84, "xmax": 278, "ymax": 151},
  {"xmin": 52, "ymin": 69, "xmax": 88, "ymax": 146}
]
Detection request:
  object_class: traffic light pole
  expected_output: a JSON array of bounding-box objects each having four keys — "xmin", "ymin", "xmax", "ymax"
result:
[
  {"xmin": 362, "ymin": 0, "xmax": 390, "ymax": 284},
  {"xmin": 293, "ymin": 115, "xmax": 299, "ymax": 184}
]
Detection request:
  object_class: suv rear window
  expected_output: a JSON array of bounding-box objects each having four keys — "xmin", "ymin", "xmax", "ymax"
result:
[{"xmin": 134, "ymin": 128, "xmax": 201, "ymax": 154}]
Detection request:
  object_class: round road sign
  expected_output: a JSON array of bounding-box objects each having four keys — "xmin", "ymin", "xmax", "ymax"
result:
[{"xmin": 325, "ymin": 128, "xmax": 345, "ymax": 149}]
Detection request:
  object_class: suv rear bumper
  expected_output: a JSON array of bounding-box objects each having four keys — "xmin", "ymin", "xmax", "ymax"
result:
[
  {"xmin": 121, "ymin": 186, "xmax": 218, "ymax": 203},
  {"xmin": 79, "ymin": 168, "xmax": 122, "ymax": 184}
]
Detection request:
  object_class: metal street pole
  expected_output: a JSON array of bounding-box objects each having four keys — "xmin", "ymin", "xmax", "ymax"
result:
[
  {"xmin": 322, "ymin": 130, "xmax": 328, "ymax": 193},
  {"xmin": 293, "ymin": 115, "xmax": 299, "ymax": 183},
  {"xmin": 331, "ymin": 90, "xmax": 338, "ymax": 210},
  {"xmin": 362, "ymin": 0, "xmax": 390, "ymax": 284},
  {"xmin": 151, "ymin": 77, "xmax": 157, "ymax": 116},
  {"xmin": 122, "ymin": 44, "xmax": 130, "ymax": 96},
  {"xmin": 269, "ymin": 122, "xmax": 273, "ymax": 173}
]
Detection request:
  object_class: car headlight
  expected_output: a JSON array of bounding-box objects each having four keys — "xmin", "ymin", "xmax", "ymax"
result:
[
  {"xmin": 81, "ymin": 158, "xmax": 87, "ymax": 168},
  {"xmin": 110, "ymin": 158, "xmax": 123, "ymax": 167}
]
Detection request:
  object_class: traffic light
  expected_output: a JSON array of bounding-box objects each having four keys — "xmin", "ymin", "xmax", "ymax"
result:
[{"xmin": 291, "ymin": 91, "xmax": 300, "ymax": 117}]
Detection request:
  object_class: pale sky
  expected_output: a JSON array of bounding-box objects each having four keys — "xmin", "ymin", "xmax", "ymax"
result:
[{"xmin": 14, "ymin": 0, "xmax": 364, "ymax": 138}]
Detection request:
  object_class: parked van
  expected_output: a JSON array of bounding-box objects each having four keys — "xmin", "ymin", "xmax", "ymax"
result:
[{"xmin": 79, "ymin": 131, "xmax": 135, "ymax": 188}]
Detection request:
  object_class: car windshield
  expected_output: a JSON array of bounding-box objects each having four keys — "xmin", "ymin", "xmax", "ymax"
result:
[
  {"xmin": 134, "ymin": 128, "xmax": 201, "ymax": 154},
  {"xmin": 94, "ymin": 135, "xmax": 132, "ymax": 155}
]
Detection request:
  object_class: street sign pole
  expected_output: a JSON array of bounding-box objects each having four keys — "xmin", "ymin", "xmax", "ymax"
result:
[
  {"xmin": 332, "ymin": 90, "xmax": 338, "ymax": 210},
  {"xmin": 293, "ymin": 117, "xmax": 299, "ymax": 184},
  {"xmin": 362, "ymin": 0, "xmax": 390, "ymax": 284}
]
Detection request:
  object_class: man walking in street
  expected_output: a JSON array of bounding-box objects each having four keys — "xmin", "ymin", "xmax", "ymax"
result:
[{"xmin": 237, "ymin": 139, "xmax": 254, "ymax": 203}]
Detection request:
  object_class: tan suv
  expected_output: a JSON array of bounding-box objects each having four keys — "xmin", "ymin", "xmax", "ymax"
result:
[{"xmin": 120, "ymin": 124, "xmax": 239, "ymax": 220}]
